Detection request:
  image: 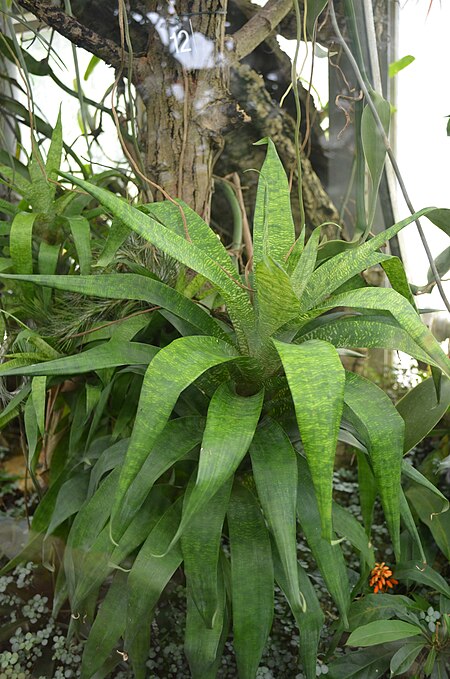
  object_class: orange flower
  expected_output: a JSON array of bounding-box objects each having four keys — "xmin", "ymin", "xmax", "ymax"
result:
[{"xmin": 369, "ymin": 562, "xmax": 399, "ymax": 594}]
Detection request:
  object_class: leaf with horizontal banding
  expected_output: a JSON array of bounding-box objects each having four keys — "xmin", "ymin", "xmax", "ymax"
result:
[
  {"xmin": 184, "ymin": 559, "xmax": 227, "ymax": 679},
  {"xmin": 272, "ymin": 540, "xmax": 323, "ymax": 679},
  {"xmin": 296, "ymin": 313, "xmax": 432, "ymax": 366},
  {"xmin": 297, "ymin": 455, "xmax": 350, "ymax": 625},
  {"xmin": 58, "ymin": 171, "xmax": 255, "ymax": 349},
  {"xmin": 301, "ymin": 207, "xmax": 435, "ymax": 310},
  {"xmin": 110, "ymin": 337, "xmax": 240, "ymax": 541},
  {"xmin": 10, "ymin": 212, "xmax": 37, "ymax": 277},
  {"xmin": 0, "ymin": 341, "xmax": 158, "ymax": 377},
  {"xmin": 182, "ymin": 477, "xmax": 232, "ymax": 628},
  {"xmin": 126, "ymin": 498, "xmax": 183, "ymax": 679},
  {"xmin": 252, "ymin": 138, "xmax": 295, "ymax": 266},
  {"xmin": 0, "ymin": 272, "xmax": 226, "ymax": 340},
  {"xmin": 274, "ymin": 338, "xmax": 345, "ymax": 541},
  {"xmin": 290, "ymin": 226, "xmax": 322, "ymax": 300},
  {"xmin": 159, "ymin": 382, "xmax": 263, "ymax": 556},
  {"xmin": 228, "ymin": 481, "xmax": 274, "ymax": 679},
  {"xmin": 396, "ymin": 375, "xmax": 450, "ymax": 453},
  {"xmin": 250, "ymin": 419, "xmax": 306, "ymax": 617},
  {"xmin": 317, "ymin": 287, "xmax": 450, "ymax": 378},
  {"xmin": 343, "ymin": 371, "xmax": 404, "ymax": 561},
  {"xmin": 80, "ymin": 571, "xmax": 128, "ymax": 679},
  {"xmin": 255, "ymin": 257, "xmax": 299, "ymax": 340},
  {"xmin": 140, "ymin": 200, "xmax": 237, "ymax": 280}
]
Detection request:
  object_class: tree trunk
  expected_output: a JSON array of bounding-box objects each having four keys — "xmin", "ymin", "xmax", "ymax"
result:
[{"xmin": 134, "ymin": 1, "xmax": 231, "ymax": 220}]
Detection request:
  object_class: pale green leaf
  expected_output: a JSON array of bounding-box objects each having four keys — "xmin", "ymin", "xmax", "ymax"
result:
[
  {"xmin": 396, "ymin": 376, "xmax": 450, "ymax": 453},
  {"xmin": 361, "ymin": 90, "xmax": 391, "ymax": 228},
  {"xmin": 66, "ymin": 216, "xmax": 92, "ymax": 275}
]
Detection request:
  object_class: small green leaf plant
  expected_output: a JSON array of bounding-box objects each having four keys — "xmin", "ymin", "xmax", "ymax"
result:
[{"xmin": 1, "ymin": 136, "xmax": 450, "ymax": 679}]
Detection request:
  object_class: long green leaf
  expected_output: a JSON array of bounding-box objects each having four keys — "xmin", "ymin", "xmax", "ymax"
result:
[
  {"xmin": 126, "ymin": 499, "xmax": 183, "ymax": 679},
  {"xmin": 290, "ymin": 225, "xmax": 322, "ymax": 300},
  {"xmin": 390, "ymin": 640, "xmax": 426, "ymax": 678},
  {"xmin": 10, "ymin": 212, "xmax": 37, "ymax": 276},
  {"xmin": 361, "ymin": 90, "xmax": 391, "ymax": 228},
  {"xmin": 113, "ymin": 416, "xmax": 204, "ymax": 535},
  {"xmin": 406, "ymin": 485, "xmax": 450, "ymax": 560},
  {"xmin": 275, "ymin": 338, "xmax": 345, "ymax": 540},
  {"xmin": 0, "ymin": 272, "xmax": 226, "ymax": 340},
  {"xmin": 393, "ymin": 561, "xmax": 450, "ymax": 598},
  {"xmin": 58, "ymin": 171, "xmax": 255, "ymax": 349},
  {"xmin": 184, "ymin": 563, "xmax": 227, "ymax": 679},
  {"xmin": 347, "ymin": 620, "xmax": 421, "ymax": 647},
  {"xmin": 297, "ymin": 313, "xmax": 432, "ymax": 365},
  {"xmin": 396, "ymin": 376, "xmax": 450, "ymax": 453},
  {"xmin": 297, "ymin": 455, "xmax": 350, "ymax": 625},
  {"xmin": 319, "ymin": 287, "xmax": 450, "ymax": 378},
  {"xmin": 301, "ymin": 207, "xmax": 434, "ymax": 309},
  {"xmin": 250, "ymin": 419, "xmax": 306, "ymax": 616},
  {"xmin": 80, "ymin": 571, "xmax": 127, "ymax": 679},
  {"xmin": 0, "ymin": 340, "xmax": 158, "ymax": 377},
  {"xmin": 272, "ymin": 542, "xmax": 323, "ymax": 679},
  {"xmin": 332, "ymin": 502, "xmax": 375, "ymax": 569},
  {"xmin": 228, "ymin": 481, "xmax": 274, "ymax": 679},
  {"xmin": 67, "ymin": 216, "xmax": 92, "ymax": 275},
  {"xmin": 255, "ymin": 257, "xmax": 299, "ymax": 340},
  {"xmin": 161, "ymin": 382, "xmax": 263, "ymax": 555},
  {"xmin": 110, "ymin": 336, "xmax": 239, "ymax": 540},
  {"xmin": 343, "ymin": 371, "xmax": 404, "ymax": 560},
  {"xmin": 252, "ymin": 138, "xmax": 295, "ymax": 266},
  {"xmin": 181, "ymin": 477, "xmax": 232, "ymax": 628}
]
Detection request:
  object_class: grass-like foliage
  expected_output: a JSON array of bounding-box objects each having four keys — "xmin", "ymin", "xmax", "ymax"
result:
[{"xmin": 1, "ymin": 135, "xmax": 450, "ymax": 679}]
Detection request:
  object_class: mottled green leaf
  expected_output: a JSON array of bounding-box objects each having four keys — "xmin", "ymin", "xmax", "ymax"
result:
[
  {"xmin": 10, "ymin": 212, "xmax": 37, "ymax": 276},
  {"xmin": 343, "ymin": 371, "xmax": 404, "ymax": 560},
  {"xmin": 302, "ymin": 207, "xmax": 434, "ymax": 309},
  {"xmin": 228, "ymin": 481, "xmax": 274, "ymax": 679},
  {"xmin": 255, "ymin": 257, "xmax": 299, "ymax": 339},
  {"xmin": 251, "ymin": 420, "xmax": 306, "ymax": 616},
  {"xmin": 396, "ymin": 376, "xmax": 450, "ymax": 453},
  {"xmin": 297, "ymin": 455, "xmax": 350, "ymax": 625},
  {"xmin": 253, "ymin": 138, "xmax": 295, "ymax": 266},
  {"xmin": 111, "ymin": 337, "xmax": 239, "ymax": 540},
  {"xmin": 182, "ymin": 477, "xmax": 232, "ymax": 628},
  {"xmin": 275, "ymin": 339, "xmax": 345, "ymax": 540},
  {"xmin": 80, "ymin": 571, "xmax": 127, "ymax": 679},
  {"xmin": 163, "ymin": 382, "xmax": 263, "ymax": 554},
  {"xmin": 290, "ymin": 225, "xmax": 322, "ymax": 300}
]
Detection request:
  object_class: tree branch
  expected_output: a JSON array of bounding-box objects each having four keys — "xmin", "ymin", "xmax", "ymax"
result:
[
  {"xmin": 232, "ymin": 0, "xmax": 293, "ymax": 60},
  {"xmin": 16, "ymin": 0, "xmax": 129, "ymax": 70}
]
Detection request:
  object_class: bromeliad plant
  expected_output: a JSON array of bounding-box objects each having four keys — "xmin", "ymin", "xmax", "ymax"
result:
[{"xmin": 1, "ymin": 138, "xmax": 450, "ymax": 679}]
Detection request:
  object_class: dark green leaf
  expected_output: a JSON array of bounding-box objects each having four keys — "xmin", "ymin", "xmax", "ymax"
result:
[{"xmin": 347, "ymin": 620, "xmax": 421, "ymax": 647}]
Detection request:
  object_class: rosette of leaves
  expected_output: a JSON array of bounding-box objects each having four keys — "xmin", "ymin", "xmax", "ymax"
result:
[{"xmin": 1, "ymin": 139, "xmax": 450, "ymax": 679}]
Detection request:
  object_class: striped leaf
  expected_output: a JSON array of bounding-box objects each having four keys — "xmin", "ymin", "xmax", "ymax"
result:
[
  {"xmin": 297, "ymin": 455, "xmax": 350, "ymax": 625},
  {"xmin": 182, "ymin": 477, "xmax": 233, "ymax": 628},
  {"xmin": 290, "ymin": 225, "xmax": 322, "ymax": 300},
  {"xmin": 184, "ymin": 562, "xmax": 227, "ymax": 679},
  {"xmin": 66, "ymin": 216, "xmax": 92, "ymax": 274},
  {"xmin": 343, "ymin": 372, "xmax": 404, "ymax": 560},
  {"xmin": 228, "ymin": 481, "xmax": 274, "ymax": 679},
  {"xmin": 110, "ymin": 337, "xmax": 240, "ymax": 540},
  {"xmin": 10, "ymin": 212, "xmax": 37, "ymax": 276},
  {"xmin": 126, "ymin": 499, "xmax": 183, "ymax": 679},
  {"xmin": 274, "ymin": 338, "xmax": 345, "ymax": 541},
  {"xmin": 301, "ymin": 207, "xmax": 434, "ymax": 309},
  {"xmin": 297, "ymin": 313, "xmax": 431, "ymax": 365},
  {"xmin": 250, "ymin": 420, "xmax": 306, "ymax": 616},
  {"xmin": 58, "ymin": 171, "xmax": 256, "ymax": 349},
  {"xmin": 0, "ymin": 273, "xmax": 226, "ymax": 340},
  {"xmin": 318, "ymin": 287, "xmax": 450, "ymax": 378},
  {"xmin": 252, "ymin": 138, "xmax": 295, "ymax": 266},
  {"xmin": 161, "ymin": 382, "xmax": 263, "ymax": 555},
  {"xmin": 272, "ymin": 542, "xmax": 323, "ymax": 679},
  {"xmin": 80, "ymin": 571, "xmax": 127, "ymax": 679}
]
